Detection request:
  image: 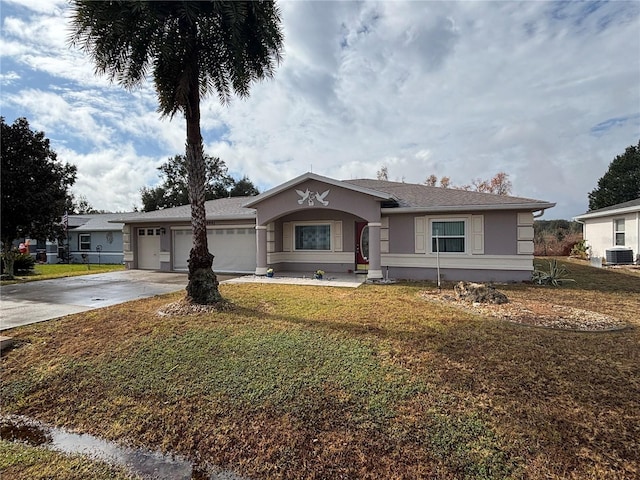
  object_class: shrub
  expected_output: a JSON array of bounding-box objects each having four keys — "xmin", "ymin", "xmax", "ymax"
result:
[
  {"xmin": 534, "ymin": 232, "xmax": 583, "ymax": 256},
  {"xmin": 570, "ymin": 240, "xmax": 589, "ymax": 259},
  {"xmin": 13, "ymin": 253, "xmax": 36, "ymax": 274}
]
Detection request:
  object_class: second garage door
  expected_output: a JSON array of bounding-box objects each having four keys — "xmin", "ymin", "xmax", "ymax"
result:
[{"xmin": 173, "ymin": 227, "xmax": 256, "ymax": 273}]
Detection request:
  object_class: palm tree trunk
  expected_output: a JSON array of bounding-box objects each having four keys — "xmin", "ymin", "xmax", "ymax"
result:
[
  {"xmin": 184, "ymin": 60, "xmax": 222, "ymax": 304},
  {"xmin": 2, "ymin": 243, "xmax": 16, "ymax": 279}
]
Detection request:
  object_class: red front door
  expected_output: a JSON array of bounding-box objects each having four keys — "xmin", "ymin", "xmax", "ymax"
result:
[{"xmin": 355, "ymin": 222, "xmax": 369, "ymax": 272}]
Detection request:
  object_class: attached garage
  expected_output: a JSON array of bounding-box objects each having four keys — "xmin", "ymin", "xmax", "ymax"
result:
[
  {"xmin": 173, "ymin": 227, "xmax": 256, "ymax": 273},
  {"xmin": 137, "ymin": 227, "xmax": 161, "ymax": 270}
]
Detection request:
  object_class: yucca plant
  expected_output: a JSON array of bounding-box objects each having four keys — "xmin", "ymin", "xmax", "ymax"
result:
[{"xmin": 532, "ymin": 259, "xmax": 576, "ymax": 286}]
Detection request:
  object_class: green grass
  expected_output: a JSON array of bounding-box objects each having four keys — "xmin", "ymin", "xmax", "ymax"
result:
[
  {"xmin": 1, "ymin": 258, "xmax": 639, "ymax": 479},
  {"xmin": 0, "ymin": 440, "xmax": 138, "ymax": 480},
  {"xmin": 101, "ymin": 328, "xmax": 418, "ymax": 416},
  {"xmin": 1, "ymin": 263, "xmax": 124, "ymax": 284}
]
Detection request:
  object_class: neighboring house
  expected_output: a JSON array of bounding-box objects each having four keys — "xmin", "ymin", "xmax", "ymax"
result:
[
  {"xmin": 22, "ymin": 213, "xmax": 135, "ymax": 264},
  {"xmin": 65, "ymin": 213, "xmax": 141, "ymax": 264},
  {"xmin": 115, "ymin": 173, "xmax": 555, "ymax": 282},
  {"xmin": 574, "ymin": 198, "xmax": 640, "ymax": 263}
]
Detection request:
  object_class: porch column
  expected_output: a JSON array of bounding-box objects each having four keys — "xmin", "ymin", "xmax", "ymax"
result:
[
  {"xmin": 367, "ymin": 222, "xmax": 383, "ymax": 280},
  {"xmin": 255, "ymin": 225, "xmax": 268, "ymax": 275}
]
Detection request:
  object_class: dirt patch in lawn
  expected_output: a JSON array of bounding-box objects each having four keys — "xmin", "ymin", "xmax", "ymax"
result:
[
  {"xmin": 419, "ymin": 290, "xmax": 628, "ymax": 331},
  {"xmin": 156, "ymin": 297, "xmax": 235, "ymax": 316}
]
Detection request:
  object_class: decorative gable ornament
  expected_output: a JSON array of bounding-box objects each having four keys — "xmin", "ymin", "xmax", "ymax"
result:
[{"xmin": 296, "ymin": 188, "xmax": 330, "ymax": 207}]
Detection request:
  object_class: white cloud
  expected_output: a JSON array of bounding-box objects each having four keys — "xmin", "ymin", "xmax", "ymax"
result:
[
  {"xmin": 4, "ymin": 89, "xmax": 114, "ymax": 147},
  {"xmin": 0, "ymin": 70, "xmax": 20, "ymax": 85},
  {"xmin": 1, "ymin": 0, "xmax": 638, "ymax": 218},
  {"xmin": 59, "ymin": 145, "xmax": 161, "ymax": 213},
  {"xmin": 2, "ymin": 0, "xmax": 66, "ymax": 15}
]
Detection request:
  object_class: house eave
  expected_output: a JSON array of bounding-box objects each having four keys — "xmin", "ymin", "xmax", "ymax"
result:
[
  {"xmin": 74, "ymin": 225, "xmax": 124, "ymax": 231},
  {"xmin": 574, "ymin": 205, "xmax": 640, "ymax": 221},
  {"xmin": 110, "ymin": 213, "xmax": 257, "ymax": 224},
  {"xmin": 381, "ymin": 202, "xmax": 555, "ymax": 214}
]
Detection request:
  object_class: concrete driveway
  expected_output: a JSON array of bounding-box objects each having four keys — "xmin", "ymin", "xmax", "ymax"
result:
[{"xmin": 0, "ymin": 270, "xmax": 190, "ymax": 331}]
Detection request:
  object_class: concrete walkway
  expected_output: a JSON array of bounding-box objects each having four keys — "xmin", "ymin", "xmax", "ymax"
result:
[{"xmin": 224, "ymin": 271, "xmax": 367, "ymax": 288}]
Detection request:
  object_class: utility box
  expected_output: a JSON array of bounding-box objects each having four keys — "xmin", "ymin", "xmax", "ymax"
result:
[{"xmin": 605, "ymin": 247, "xmax": 634, "ymax": 265}]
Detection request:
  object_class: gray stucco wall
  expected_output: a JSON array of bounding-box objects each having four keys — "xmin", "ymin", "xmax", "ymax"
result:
[
  {"xmin": 386, "ymin": 211, "xmax": 519, "ymax": 255},
  {"xmin": 483, "ymin": 211, "xmax": 518, "ymax": 255},
  {"xmin": 386, "ymin": 266, "xmax": 531, "ymax": 283},
  {"xmin": 387, "ymin": 214, "xmax": 415, "ymax": 253},
  {"xmin": 255, "ymin": 180, "xmax": 382, "ymax": 226}
]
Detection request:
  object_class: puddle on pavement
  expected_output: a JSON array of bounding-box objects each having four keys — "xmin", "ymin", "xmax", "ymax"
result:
[{"xmin": 1, "ymin": 415, "xmax": 249, "ymax": 480}]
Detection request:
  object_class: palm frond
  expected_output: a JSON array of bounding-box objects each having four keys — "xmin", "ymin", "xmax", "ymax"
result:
[{"xmin": 69, "ymin": 1, "xmax": 284, "ymax": 115}]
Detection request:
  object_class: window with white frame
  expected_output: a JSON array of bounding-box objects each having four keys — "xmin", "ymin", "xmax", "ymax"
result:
[
  {"xmin": 431, "ymin": 220, "xmax": 465, "ymax": 253},
  {"xmin": 294, "ymin": 224, "xmax": 331, "ymax": 250},
  {"xmin": 79, "ymin": 234, "xmax": 91, "ymax": 250},
  {"xmin": 614, "ymin": 219, "xmax": 625, "ymax": 246}
]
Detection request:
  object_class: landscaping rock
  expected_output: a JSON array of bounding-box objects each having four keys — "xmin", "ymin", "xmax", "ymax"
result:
[{"xmin": 454, "ymin": 281, "xmax": 509, "ymax": 304}]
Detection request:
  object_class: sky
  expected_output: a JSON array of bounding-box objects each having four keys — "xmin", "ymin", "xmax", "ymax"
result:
[{"xmin": 1, "ymin": 0, "xmax": 639, "ymax": 220}]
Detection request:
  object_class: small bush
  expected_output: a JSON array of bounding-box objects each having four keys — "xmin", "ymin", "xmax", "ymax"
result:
[
  {"xmin": 13, "ymin": 253, "xmax": 36, "ymax": 274},
  {"xmin": 1, "ymin": 251, "xmax": 29, "ymax": 275},
  {"xmin": 570, "ymin": 239, "xmax": 589, "ymax": 259}
]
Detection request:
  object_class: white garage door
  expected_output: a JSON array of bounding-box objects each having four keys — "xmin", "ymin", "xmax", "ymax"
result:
[
  {"xmin": 173, "ymin": 227, "xmax": 256, "ymax": 273},
  {"xmin": 138, "ymin": 227, "xmax": 161, "ymax": 270}
]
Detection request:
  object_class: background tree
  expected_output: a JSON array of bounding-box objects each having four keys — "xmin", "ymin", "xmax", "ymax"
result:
[
  {"xmin": 439, "ymin": 176, "xmax": 451, "ymax": 189},
  {"xmin": 140, "ymin": 155, "xmax": 259, "ymax": 211},
  {"xmin": 1, "ymin": 117, "xmax": 77, "ymax": 278},
  {"xmin": 458, "ymin": 172, "xmax": 512, "ymax": 195},
  {"xmin": 423, "ymin": 172, "xmax": 512, "ymax": 194},
  {"xmin": 71, "ymin": 1, "xmax": 283, "ymax": 304},
  {"xmin": 588, "ymin": 140, "xmax": 640, "ymax": 210},
  {"xmin": 227, "ymin": 175, "xmax": 260, "ymax": 197},
  {"xmin": 66, "ymin": 194, "xmax": 102, "ymax": 214},
  {"xmin": 424, "ymin": 174, "xmax": 437, "ymax": 186},
  {"xmin": 376, "ymin": 165, "xmax": 389, "ymax": 181},
  {"xmin": 141, "ymin": 154, "xmax": 227, "ymax": 211}
]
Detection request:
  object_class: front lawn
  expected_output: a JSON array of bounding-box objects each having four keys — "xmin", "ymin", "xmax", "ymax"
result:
[
  {"xmin": 1, "ymin": 263, "xmax": 125, "ymax": 285},
  {"xmin": 1, "ymin": 259, "xmax": 638, "ymax": 479},
  {"xmin": 0, "ymin": 441, "xmax": 137, "ymax": 480}
]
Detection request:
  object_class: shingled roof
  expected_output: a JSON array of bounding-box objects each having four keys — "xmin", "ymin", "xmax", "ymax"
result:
[
  {"xmin": 116, "ymin": 176, "xmax": 554, "ymax": 224},
  {"xmin": 71, "ymin": 213, "xmax": 139, "ymax": 231},
  {"xmin": 344, "ymin": 179, "xmax": 554, "ymax": 212},
  {"xmin": 110, "ymin": 197, "xmax": 256, "ymax": 224},
  {"xmin": 574, "ymin": 198, "xmax": 640, "ymax": 220}
]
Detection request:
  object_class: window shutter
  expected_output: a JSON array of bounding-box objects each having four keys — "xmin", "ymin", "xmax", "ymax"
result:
[
  {"xmin": 471, "ymin": 215, "xmax": 484, "ymax": 254},
  {"xmin": 415, "ymin": 216, "xmax": 426, "ymax": 253},
  {"xmin": 334, "ymin": 221, "xmax": 343, "ymax": 252},
  {"xmin": 283, "ymin": 222, "xmax": 292, "ymax": 252},
  {"xmin": 267, "ymin": 222, "xmax": 275, "ymax": 253}
]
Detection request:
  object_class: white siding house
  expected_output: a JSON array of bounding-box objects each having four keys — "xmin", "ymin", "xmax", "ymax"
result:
[{"xmin": 574, "ymin": 199, "xmax": 640, "ymax": 264}]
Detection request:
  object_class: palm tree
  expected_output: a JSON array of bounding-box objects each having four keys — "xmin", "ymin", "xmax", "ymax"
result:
[{"xmin": 70, "ymin": 1, "xmax": 283, "ymax": 304}]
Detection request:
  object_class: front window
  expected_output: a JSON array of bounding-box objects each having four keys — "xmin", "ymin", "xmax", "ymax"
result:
[
  {"xmin": 79, "ymin": 234, "xmax": 91, "ymax": 251},
  {"xmin": 431, "ymin": 220, "xmax": 465, "ymax": 253},
  {"xmin": 614, "ymin": 219, "xmax": 625, "ymax": 246},
  {"xmin": 295, "ymin": 224, "xmax": 331, "ymax": 250}
]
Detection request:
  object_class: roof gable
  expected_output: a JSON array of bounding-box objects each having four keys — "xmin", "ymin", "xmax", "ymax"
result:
[{"xmin": 243, "ymin": 172, "xmax": 394, "ymax": 208}]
